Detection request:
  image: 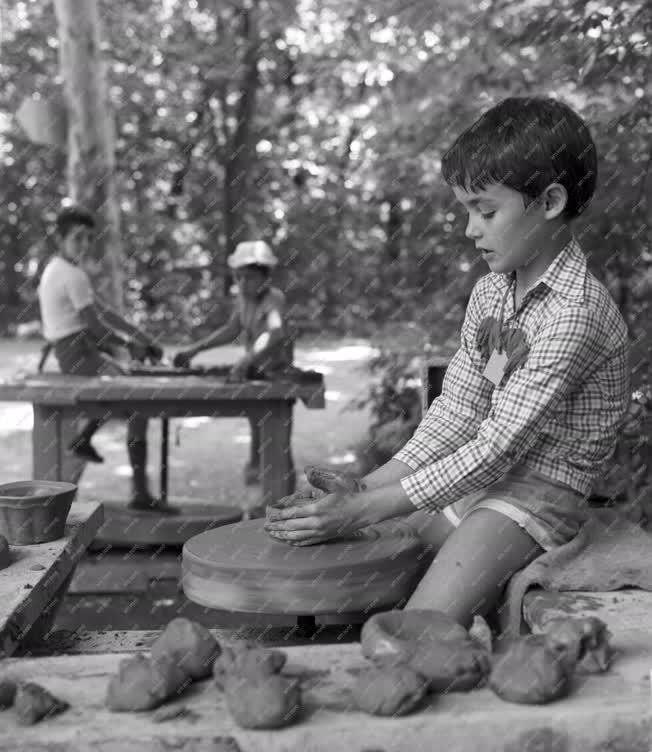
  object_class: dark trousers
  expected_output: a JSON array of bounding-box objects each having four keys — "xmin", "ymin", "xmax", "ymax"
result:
[
  {"xmin": 248, "ymin": 408, "xmax": 296, "ymax": 494},
  {"xmin": 53, "ymin": 330, "xmax": 150, "ymax": 494}
]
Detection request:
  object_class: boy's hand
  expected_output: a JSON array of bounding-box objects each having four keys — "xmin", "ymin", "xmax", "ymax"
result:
[
  {"xmin": 264, "ymin": 491, "xmax": 365, "ymax": 546},
  {"xmin": 229, "ymin": 357, "xmax": 252, "ymax": 382},
  {"xmin": 126, "ymin": 339, "xmax": 149, "ymax": 362},
  {"xmin": 145, "ymin": 342, "xmax": 164, "ymax": 363},
  {"xmin": 173, "ymin": 351, "xmax": 193, "ymax": 368}
]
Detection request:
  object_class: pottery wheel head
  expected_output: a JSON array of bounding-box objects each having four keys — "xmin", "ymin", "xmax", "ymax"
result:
[{"xmin": 183, "ymin": 519, "xmax": 420, "ymax": 574}]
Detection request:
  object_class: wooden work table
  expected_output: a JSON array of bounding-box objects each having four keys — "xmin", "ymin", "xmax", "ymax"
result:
[{"xmin": 0, "ymin": 373, "xmax": 325, "ymax": 508}]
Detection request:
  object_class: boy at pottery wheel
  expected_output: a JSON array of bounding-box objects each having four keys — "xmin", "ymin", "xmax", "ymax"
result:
[
  {"xmin": 174, "ymin": 240, "xmax": 296, "ymax": 491},
  {"xmin": 265, "ymin": 97, "xmax": 630, "ymax": 631}
]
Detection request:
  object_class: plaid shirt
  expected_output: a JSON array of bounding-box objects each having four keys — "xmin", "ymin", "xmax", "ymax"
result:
[{"xmin": 395, "ymin": 239, "xmax": 630, "ymax": 513}]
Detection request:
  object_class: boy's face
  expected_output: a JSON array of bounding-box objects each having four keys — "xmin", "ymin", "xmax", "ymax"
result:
[
  {"xmin": 452, "ymin": 183, "xmax": 550, "ymax": 276},
  {"xmin": 235, "ymin": 266, "xmax": 269, "ymax": 300},
  {"xmin": 62, "ymin": 224, "xmax": 92, "ymax": 265}
]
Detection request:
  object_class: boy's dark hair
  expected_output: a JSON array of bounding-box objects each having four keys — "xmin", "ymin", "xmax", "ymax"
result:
[
  {"xmin": 56, "ymin": 205, "xmax": 95, "ymax": 238},
  {"xmin": 441, "ymin": 97, "xmax": 597, "ymax": 218}
]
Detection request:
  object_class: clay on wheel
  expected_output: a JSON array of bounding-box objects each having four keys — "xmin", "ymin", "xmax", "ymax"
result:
[
  {"xmin": 14, "ymin": 683, "xmax": 69, "ymax": 725},
  {"xmin": 488, "ymin": 634, "xmax": 573, "ymax": 704},
  {"xmin": 543, "ymin": 617, "xmax": 612, "ymax": 673},
  {"xmin": 304, "ymin": 465, "xmax": 364, "ymax": 494},
  {"xmin": 106, "ymin": 653, "xmax": 190, "ymax": 712},
  {"xmin": 352, "ymin": 664, "xmax": 428, "ymax": 716},
  {"xmin": 150, "ymin": 617, "xmax": 220, "ymax": 680}
]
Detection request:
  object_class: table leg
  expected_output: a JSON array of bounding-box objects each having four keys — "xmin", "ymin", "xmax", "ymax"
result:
[
  {"xmin": 60, "ymin": 408, "xmax": 86, "ymax": 486},
  {"xmin": 32, "ymin": 406, "xmax": 85, "ymax": 488},
  {"xmin": 259, "ymin": 401, "xmax": 294, "ymax": 508},
  {"xmin": 160, "ymin": 418, "xmax": 169, "ymax": 506},
  {"xmin": 32, "ymin": 405, "xmax": 63, "ymax": 481}
]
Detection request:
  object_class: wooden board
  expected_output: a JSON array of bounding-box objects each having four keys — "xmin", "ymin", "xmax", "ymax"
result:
[
  {"xmin": 0, "ymin": 501, "xmax": 103, "ymax": 656},
  {"xmin": 92, "ymin": 501, "xmax": 242, "ymax": 547},
  {"xmin": 0, "ymin": 373, "xmax": 325, "ymax": 409},
  {"xmin": 182, "ymin": 519, "xmax": 427, "ymax": 615},
  {"xmin": 0, "ymin": 634, "xmax": 650, "ymax": 752}
]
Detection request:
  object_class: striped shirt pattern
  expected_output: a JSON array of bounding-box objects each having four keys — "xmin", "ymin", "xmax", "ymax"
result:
[{"xmin": 395, "ymin": 239, "xmax": 630, "ymax": 513}]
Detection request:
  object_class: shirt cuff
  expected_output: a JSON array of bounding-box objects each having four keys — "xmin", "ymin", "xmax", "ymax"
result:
[
  {"xmin": 399, "ymin": 473, "xmax": 440, "ymax": 513},
  {"xmin": 394, "ymin": 436, "xmax": 432, "ymax": 470}
]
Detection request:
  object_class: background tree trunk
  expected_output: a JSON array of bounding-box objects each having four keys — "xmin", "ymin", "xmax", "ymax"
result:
[
  {"xmin": 219, "ymin": 6, "xmax": 260, "ymax": 295},
  {"xmin": 53, "ymin": 0, "xmax": 123, "ymax": 310}
]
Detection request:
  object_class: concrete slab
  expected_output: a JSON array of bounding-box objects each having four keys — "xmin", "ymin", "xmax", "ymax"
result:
[
  {"xmin": 2, "ymin": 621, "xmax": 651, "ymax": 751},
  {"xmin": 523, "ymin": 588, "xmax": 652, "ymax": 633}
]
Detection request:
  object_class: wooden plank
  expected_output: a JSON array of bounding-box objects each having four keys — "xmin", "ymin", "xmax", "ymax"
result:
[
  {"xmin": 19, "ymin": 625, "xmax": 363, "ymax": 655},
  {"xmin": 0, "ymin": 637, "xmax": 650, "ymax": 752},
  {"xmin": 0, "ymin": 373, "xmax": 323, "ymax": 403},
  {"xmin": 32, "ymin": 405, "xmax": 63, "ymax": 481},
  {"xmin": 0, "ymin": 502, "xmax": 103, "ymax": 657},
  {"xmin": 0, "ymin": 376, "xmax": 80, "ymax": 405}
]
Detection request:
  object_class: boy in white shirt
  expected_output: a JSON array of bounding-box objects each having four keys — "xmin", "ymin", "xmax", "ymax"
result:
[{"xmin": 38, "ymin": 206, "xmax": 164, "ymax": 511}]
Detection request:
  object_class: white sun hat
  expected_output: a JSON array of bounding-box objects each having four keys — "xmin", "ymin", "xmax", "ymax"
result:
[{"xmin": 227, "ymin": 241, "xmax": 278, "ymax": 269}]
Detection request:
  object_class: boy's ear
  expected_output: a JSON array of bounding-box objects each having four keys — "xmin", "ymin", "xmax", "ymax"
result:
[{"xmin": 543, "ymin": 183, "xmax": 568, "ymax": 218}]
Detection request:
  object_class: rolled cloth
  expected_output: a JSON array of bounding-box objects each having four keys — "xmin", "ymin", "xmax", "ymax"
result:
[{"xmin": 500, "ymin": 507, "xmax": 652, "ymax": 636}]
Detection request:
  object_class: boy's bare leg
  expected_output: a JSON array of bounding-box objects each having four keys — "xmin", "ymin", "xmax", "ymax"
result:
[
  {"xmin": 405, "ymin": 509, "xmax": 543, "ymax": 630},
  {"xmin": 404, "ymin": 509, "xmax": 456, "ymax": 550}
]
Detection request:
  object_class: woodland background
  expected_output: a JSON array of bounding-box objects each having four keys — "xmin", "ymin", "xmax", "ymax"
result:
[{"xmin": 0, "ymin": 0, "xmax": 650, "ymax": 501}]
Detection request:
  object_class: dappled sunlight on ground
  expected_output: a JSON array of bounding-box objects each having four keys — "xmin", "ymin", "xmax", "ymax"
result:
[
  {"xmin": 295, "ymin": 361, "xmax": 333, "ymax": 374},
  {"xmin": 0, "ymin": 404, "xmax": 33, "ymax": 433},
  {"xmin": 301, "ymin": 344, "xmax": 378, "ymax": 363}
]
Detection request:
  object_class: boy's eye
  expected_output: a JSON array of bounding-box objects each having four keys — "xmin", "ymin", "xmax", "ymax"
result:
[{"xmin": 481, "ymin": 211, "xmax": 495, "ymax": 219}]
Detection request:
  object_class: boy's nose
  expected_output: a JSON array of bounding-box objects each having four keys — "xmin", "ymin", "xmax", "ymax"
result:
[{"xmin": 465, "ymin": 218, "xmax": 482, "ymax": 240}]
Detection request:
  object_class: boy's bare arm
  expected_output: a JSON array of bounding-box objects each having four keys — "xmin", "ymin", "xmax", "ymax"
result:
[
  {"xmin": 184, "ymin": 314, "xmax": 241, "ymax": 358},
  {"xmin": 360, "ymin": 458, "xmax": 415, "ymax": 490},
  {"xmin": 78, "ymin": 304, "xmax": 129, "ymax": 350},
  {"xmin": 94, "ymin": 297, "xmax": 151, "ymax": 343},
  {"xmin": 244, "ymin": 327, "xmax": 285, "ymax": 367}
]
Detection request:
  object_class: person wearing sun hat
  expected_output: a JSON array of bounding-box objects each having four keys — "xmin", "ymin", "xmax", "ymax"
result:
[{"xmin": 174, "ymin": 240, "xmax": 296, "ymax": 490}]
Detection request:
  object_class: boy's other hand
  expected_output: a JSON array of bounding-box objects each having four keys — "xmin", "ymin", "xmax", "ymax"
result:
[
  {"xmin": 145, "ymin": 342, "xmax": 164, "ymax": 363},
  {"xmin": 173, "ymin": 351, "xmax": 193, "ymax": 368},
  {"xmin": 126, "ymin": 339, "xmax": 149, "ymax": 362},
  {"xmin": 229, "ymin": 357, "xmax": 252, "ymax": 381},
  {"xmin": 263, "ymin": 491, "xmax": 365, "ymax": 546}
]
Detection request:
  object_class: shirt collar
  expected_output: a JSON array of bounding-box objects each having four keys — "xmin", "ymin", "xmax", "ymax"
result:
[{"xmin": 491, "ymin": 238, "xmax": 587, "ymax": 304}]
